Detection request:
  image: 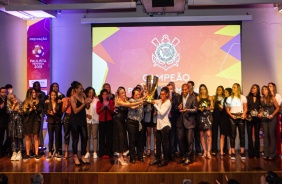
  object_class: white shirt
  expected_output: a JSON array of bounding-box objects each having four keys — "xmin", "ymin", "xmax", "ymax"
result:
[
  {"xmin": 275, "ymin": 94, "xmax": 282, "ymax": 106},
  {"xmin": 182, "ymin": 94, "xmax": 189, "ymax": 109},
  {"xmin": 153, "ymin": 99, "xmax": 171, "ymax": 130},
  {"xmin": 85, "ymin": 98, "xmax": 99, "ymax": 124},
  {"xmin": 226, "ymin": 95, "xmax": 247, "ymax": 113}
]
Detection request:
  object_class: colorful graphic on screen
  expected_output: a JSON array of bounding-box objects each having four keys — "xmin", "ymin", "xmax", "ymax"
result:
[{"xmin": 92, "ymin": 25, "xmax": 241, "ymax": 95}]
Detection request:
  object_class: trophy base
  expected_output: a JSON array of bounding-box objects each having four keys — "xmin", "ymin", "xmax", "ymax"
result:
[{"xmin": 144, "ymin": 98, "xmax": 153, "ymax": 104}]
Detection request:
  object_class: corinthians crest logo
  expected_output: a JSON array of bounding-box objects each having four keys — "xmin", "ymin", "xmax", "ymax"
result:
[{"xmin": 152, "ymin": 34, "xmax": 180, "ymax": 71}]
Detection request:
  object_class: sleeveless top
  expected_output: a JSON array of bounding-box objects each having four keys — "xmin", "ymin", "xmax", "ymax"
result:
[
  {"xmin": 214, "ymin": 96, "xmax": 223, "ymax": 111},
  {"xmin": 247, "ymin": 96, "xmax": 260, "ymax": 112},
  {"xmin": 261, "ymin": 100, "xmax": 275, "ymax": 119},
  {"xmin": 114, "ymin": 106, "xmax": 128, "ymax": 120},
  {"xmin": 197, "ymin": 97, "xmax": 212, "ymax": 130},
  {"xmin": 69, "ymin": 98, "xmax": 86, "ymax": 126}
]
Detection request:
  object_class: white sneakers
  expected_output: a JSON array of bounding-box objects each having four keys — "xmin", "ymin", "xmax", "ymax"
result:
[
  {"xmin": 11, "ymin": 151, "xmax": 22, "ymax": 161},
  {"xmin": 85, "ymin": 152, "xmax": 90, "ymax": 159},
  {"xmin": 11, "ymin": 152, "xmax": 17, "ymax": 161},
  {"xmin": 93, "ymin": 152, "xmax": 98, "ymax": 159},
  {"xmin": 16, "ymin": 151, "xmax": 22, "ymax": 160},
  {"xmin": 85, "ymin": 152, "xmax": 98, "ymax": 159}
]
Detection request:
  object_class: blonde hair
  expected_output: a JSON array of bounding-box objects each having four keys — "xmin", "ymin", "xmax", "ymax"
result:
[
  {"xmin": 231, "ymin": 83, "xmax": 241, "ymax": 99},
  {"xmin": 7, "ymin": 93, "xmax": 21, "ymax": 112}
]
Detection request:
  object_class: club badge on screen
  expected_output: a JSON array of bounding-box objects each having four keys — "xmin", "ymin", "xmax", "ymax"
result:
[{"xmin": 152, "ymin": 34, "xmax": 180, "ymax": 71}]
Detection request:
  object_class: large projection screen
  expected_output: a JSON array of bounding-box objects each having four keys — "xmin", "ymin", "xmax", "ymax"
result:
[{"xmin": 92, "ymin": 24, "xmax": 241, "ymax": 95}]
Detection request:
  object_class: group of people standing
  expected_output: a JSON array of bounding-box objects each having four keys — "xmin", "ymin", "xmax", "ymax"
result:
[{"xmin": 0, "ymin": 80, "xmax": 281, "ymax": 167}]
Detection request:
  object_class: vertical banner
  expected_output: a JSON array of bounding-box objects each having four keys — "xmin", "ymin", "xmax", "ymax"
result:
[{"xmin": 27, "ymin": 18, "xmax": 50, "ymax": 93}]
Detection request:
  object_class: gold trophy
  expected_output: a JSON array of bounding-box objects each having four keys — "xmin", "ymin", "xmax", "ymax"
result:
[{"xmin": 144, "ymin": 75, "xmax": 158, "ymax": 103}]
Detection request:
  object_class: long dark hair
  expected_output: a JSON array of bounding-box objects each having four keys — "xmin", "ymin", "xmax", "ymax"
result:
[
  {"xmin": 84, "ymin": 87, "xmax": 96, "ymax": 98},
  {"xmin": 261, "ymin": 85, "xmax": 273, "ymax": 105},
  {"xmin": 99, "ymin": 89, "xmax": 109, "ymax": 102},
  {"xmin": 214, "ymin": 85, "xmax": 224, "ymax": 101},
  {"xmin": 268, "ymin": 82, "xmax": 277, "ymax": 96},
  {"xmin": 247, "ymin": 84, "xmax": 260, "ymax": 99},
  {"xmin": 49, "ymin": 83, "xmax": 59, "ymax": 93},
  {"xmin": 198, "ymin": 84, "xmax": 209, "ymax": 101}
]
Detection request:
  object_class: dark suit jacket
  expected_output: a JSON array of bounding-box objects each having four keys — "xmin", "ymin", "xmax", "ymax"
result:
[
  {"xmin": 44, "ymin": 102, "xmax": 62, "ymax": 124},
  {"xmin": 169, "ymin": 92, "xmax": 180, "ymax": 123},
  {"xmin": 176, "ymin": 92, "xmax": 198, "ymax": 129},
  {"xmin": 22, "ymin": 101, "xmax": 43, "ymax": 123},
  {"xmin": 0, "ymin": 97, "xmax": 9, "ymax": 128}
]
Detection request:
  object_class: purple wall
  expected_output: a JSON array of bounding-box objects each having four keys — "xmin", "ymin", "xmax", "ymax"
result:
[
  {"xmin": 0, "ymin": 12, "xmax": 27, "ymax": 100},
  {"xmin": 51, "ymin": 11, "xmax": 92, "ymax": 95}
]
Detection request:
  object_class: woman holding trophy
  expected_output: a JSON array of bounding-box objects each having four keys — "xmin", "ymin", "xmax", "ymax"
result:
[
  {"xmin": 226, "ymin": 83, "xmax": 247, "ymax": 160},
  {"xmin": 113, "ymin": 87, "xmax": 143, "ymax": 166},
  {"xmin": 149, "ymin": 86, "xmax": 171, "ymax": 167},
  {"xmin": 246, "ymin": 84, "xmax": 261, "ymax": 158},
  {"xmin": 258, "ymin": 86, "xmax": 280, "ymax": 160},
  {"xmin": 196, "ymin": 84, "xmax": 214, "ymax": 159}
]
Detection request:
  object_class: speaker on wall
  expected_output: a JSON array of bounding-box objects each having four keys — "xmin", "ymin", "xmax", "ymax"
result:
[{"xmin": 152, "ymin": 0, "xmax": 174, "ymax": 7}]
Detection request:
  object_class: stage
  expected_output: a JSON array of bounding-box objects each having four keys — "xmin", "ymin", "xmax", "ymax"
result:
[{"xmin": 1, "ymin": 152, "xmax": 282, "ymax": 184}]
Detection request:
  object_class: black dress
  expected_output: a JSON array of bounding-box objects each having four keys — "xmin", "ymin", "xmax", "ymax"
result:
[
  {"xmin": 197, "ymin": 97, "xmax": 212, "ymax": 130},
  {"xmin": 113, "ymin": 106, "xmax": 128, "ymax": 153},
  {"xmin": 219, "ymin": 98, "xmax": 231, "ymax": 136},
  {"xmin": 23, "ymin": 102, "xmax": 42, "ymax": 135},
  {"xmin": 69, "ymin": 98, "xmax": 87, "ymax": 155},
  {"xmin": 69, "ymin": 99, "xmax": 87, "ymax": 126}
]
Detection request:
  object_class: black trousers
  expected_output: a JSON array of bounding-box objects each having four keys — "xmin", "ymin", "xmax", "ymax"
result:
[
  {"xmin": 156, "ymin": 126, "xmax": 170, "ymax": 161},
  {"xmin": 230, "ymin": 118, "xmax": 245, "ymax": 148},
  {"xmin": 0, "ymin": 126, "xmax": 10, "ymax": 155},
  {"xmin": 211, "ymin": 110, "xmax": 220, "ymax": 153},
  {"xmin": 169, "ymin": 117, "xmax": 178, "ymax": 158},
  {"xmin": 194, "ymin": 126, "xmax": 201, "ymax": 153},
  {"xmin": 98, "ymin": 120, "xmax": 113, "ymax": 156},
  {"xmin": 177, "ymin": 126, "xmax": 194, "ymax": 161},
  {"xmin": 246, "ymin": 117, "xmax": 261, "ymax": 157},
  {"xmin": 127, "ymin": 119, "xmax": 143, "ymax": 160},
  {"xmin": 0, "ymin": 127, "xmax": 6, "ymax": 155},
  {"xmin": 63, "ymin": 114, "xmax": 71, "ymax": 145},
  {"xmin": 71, "ymin": 123, "xmax": 87, "ymax": 155},
  {"xmin": 47, "ymin": 123, "xmax": 62, "ymax": 153}
]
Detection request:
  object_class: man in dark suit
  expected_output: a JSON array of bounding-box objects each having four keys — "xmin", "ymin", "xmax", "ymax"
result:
[
  {"xmin": 167, "ymin": 82, "xmax": 180, "ymax": 161},
  {"xmin": 187, "ymin": 81, "xmax": 201, "ymax": 156},
  {"xmin": 176, "ymin": 83, "xmax": 198, "ymax": 165}
]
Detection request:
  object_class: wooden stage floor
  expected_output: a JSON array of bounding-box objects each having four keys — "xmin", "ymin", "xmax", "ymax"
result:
[{"xmin": 1, "ymin": 152, "xmax": 282, "ymax": 184}]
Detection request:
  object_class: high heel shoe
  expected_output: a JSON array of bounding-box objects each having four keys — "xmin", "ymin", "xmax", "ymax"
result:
[
  {"xmin": 63, "ymin": 151, "xmax": 69, "ymax": 159},
  {"xmin": 73, "ymin": 157, "xmax": 81, "ymax": 166},
  {"xmin": 207, "ymin": 152, "xmax": 211, "ymax": 159},
  {"xmin": 202, "ymin": 150, "xmax": 207, "ymax": 158},
  {"xmin": 80, "ymin": 158, "xmax": 90, "ymax": 164},
  {"xmin": 117, "ymin": 158, "xmax": 128, "ymax": 166},
  {"xmin": 220, "ymin": 152, "xmax": 224, "ymax": 159}
]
